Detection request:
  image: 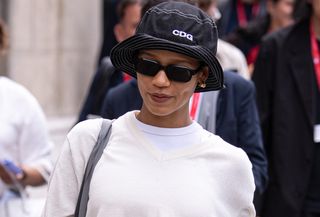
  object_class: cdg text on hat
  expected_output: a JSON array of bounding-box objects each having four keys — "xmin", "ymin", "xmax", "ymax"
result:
[{"xmin": 172, "ymin": 30, "xmax": 193, "ymax": 41}]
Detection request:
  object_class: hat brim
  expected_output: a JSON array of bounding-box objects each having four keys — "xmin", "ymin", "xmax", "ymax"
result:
[{"xmin": 110, "ymin": 34, "xmax": 224, "ymax": 92}]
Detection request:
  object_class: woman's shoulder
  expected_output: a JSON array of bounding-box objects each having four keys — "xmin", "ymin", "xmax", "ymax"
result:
[
  {"xmin": 66, "ymin": 118, "xmax": 104, "ymax": 154},
  {"xmin": 203, "ymin": 134, "xmax": 255, "ymax": 191},
  {"xmin": 0, "ymin": 77, "xmax": 35, "ymax": 100},
  {"xmin": 68, "ymin": 111, "xmax": 132, "ymax": 141},
  {"xmin": 71, "ymin": 118, "xmax": 104, "ymax": 132},
  {"xmin": 63, "ymin": 113, "xmax": 133, "ymax": 164},
  {"xmin": 204, "ymin": 133, "xmax": 252, "ymax": 168},
  {"xmin": 0, "ymin": 77, "xmax": 47, "ymax": 117}
]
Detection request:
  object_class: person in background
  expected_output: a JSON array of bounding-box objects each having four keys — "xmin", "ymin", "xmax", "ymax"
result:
[
  {"xmin": 42, "ymin": 2, "xmax": 256, "ymax": 216},
  {"xmin": 252, "ymin": 0, "xmax": 320, "ymax": 216},
  {"xmin": 226, "ymin": 0, "xmax": 295, "ymax": 73},
  {"xmin": 0, "ymin": 18, "xmax": 53, "ymax": 211},
  {"xmin": 77, "ymin": 0, "xmax": 142, "ymax": 122},
  {"xmin": 198, "ymin": 0, "xmax": 250, "ymax": 79},
  {"xmin": 218, "ymin": 0, "xmax": 267, "ymax": 37},
  {"xmin": 97, "ymin": 0, "xmax": 118, "ymax": 64},
  {"xmin": 101, "ymin": 0, "xmax": 268, "ymax": 212},
  {"xmin": 197, "ymin": 0, "xmax": 267, "ymax": 210}
]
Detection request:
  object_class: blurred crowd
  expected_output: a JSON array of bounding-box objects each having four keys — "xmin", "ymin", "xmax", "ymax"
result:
[{"xmin": 1, "ymin": 0, "xmax": 319, "ymax": 216}]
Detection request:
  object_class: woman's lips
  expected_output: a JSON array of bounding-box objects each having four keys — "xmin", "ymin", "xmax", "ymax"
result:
[{"xmin": 150, "ymin": 93, "xmax": 171, "ymax": 103}]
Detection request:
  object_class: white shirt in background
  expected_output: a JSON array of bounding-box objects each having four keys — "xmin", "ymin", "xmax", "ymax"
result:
[{"xmin": 0, "ymin": 76, "xmax": 53, "ymax": 197}]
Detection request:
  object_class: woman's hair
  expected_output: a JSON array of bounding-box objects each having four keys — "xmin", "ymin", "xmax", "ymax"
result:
[{"xmin": 0, "ymin": 19, "xmax": 8, "ymax": 54}]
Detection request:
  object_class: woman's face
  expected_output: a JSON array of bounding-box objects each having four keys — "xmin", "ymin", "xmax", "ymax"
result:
[
  {"xmin": 136, "ymin": 49, "xmax": 208, "ymax": 126},
  {"xmin": 268, "ymin": 0, "xmax": 294, "ymax": 29}
]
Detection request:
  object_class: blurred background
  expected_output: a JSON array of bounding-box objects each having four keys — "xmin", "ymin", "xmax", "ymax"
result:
[
  {"xmin": 0, "ymin": 0, "xmax": 102, "ymax": 151},
  {"xmin": 0, "ymin": 0, "xmax": 104, "ymax": 205}
]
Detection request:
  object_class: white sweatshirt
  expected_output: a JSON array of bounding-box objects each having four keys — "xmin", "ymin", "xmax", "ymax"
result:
[{"xmin": 42, "ymin": 111, "xmax": 255, "ymax": 217}]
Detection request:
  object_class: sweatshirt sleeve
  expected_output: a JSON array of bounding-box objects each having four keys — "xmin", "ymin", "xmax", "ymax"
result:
[
  {"xmin": 234, "ymin": 149, "xmax": 256, "ymax": 217},
  {"xmin": 42, "ymin": 119, "xmax": 102, "ymax": 217}
]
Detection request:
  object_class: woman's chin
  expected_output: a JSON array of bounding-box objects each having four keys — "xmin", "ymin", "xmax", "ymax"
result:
[{"xmin": 147, "ymin": 107, "xmax": 173, "ymax": 117}]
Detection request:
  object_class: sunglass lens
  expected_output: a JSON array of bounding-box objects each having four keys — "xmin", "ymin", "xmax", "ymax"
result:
[
  {"xmin": 135, "ymin": 58, "xmax": 197, "ymax": 83},
  {"xmin": 166, "ymin": 65, "xmax": 192, "ymax": 82},
  {"xmin": 136, "ymin": 59, "xmax": 160, "ymax": 76}
]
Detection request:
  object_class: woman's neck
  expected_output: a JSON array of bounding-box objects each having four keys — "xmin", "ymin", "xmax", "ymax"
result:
[{"xmin": 136, "ymin": 107, "xmax": 193, "ymax": 128}]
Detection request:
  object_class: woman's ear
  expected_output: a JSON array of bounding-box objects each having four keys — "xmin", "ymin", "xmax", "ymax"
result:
[{"xmin": 197, "ymin": 66, "xmax": 209, "ymax": 84}]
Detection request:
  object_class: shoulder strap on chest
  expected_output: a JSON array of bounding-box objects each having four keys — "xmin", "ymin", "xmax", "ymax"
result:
[{"xmin": 75, "ymin": 119, "xmax": 113, "ymax": 217}]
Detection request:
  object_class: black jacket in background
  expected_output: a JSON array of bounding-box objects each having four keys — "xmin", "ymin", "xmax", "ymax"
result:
[{"xmin": 252, "ymin": 17, "xmax": 318, "ymax": 217}]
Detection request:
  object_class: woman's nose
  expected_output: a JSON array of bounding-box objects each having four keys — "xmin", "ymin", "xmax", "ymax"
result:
[{"xmin": 152, "ymin": 69, "xmax": 171, "ymax": 87}]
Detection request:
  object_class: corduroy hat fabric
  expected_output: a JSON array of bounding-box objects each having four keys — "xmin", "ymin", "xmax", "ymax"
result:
[{"xmin": 110, "ymin": 1, "xmax": 224, "ymax": 92}]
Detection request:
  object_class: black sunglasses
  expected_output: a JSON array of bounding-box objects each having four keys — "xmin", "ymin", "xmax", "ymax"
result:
[{"xmin": 134, "ymin": 57, "xmax": 202, "ymax": 83}]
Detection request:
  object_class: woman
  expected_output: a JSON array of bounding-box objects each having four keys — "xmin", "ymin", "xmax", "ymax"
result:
[
  {"xmin": 43, "ymin": 2, "xmax": 256, "ymax": 216},
  {"xmin": 0, "ymin": 18, "xmax": 53, "ymax": 215},
  {"xmin": 226, "ymin": 0, "xmax": 295, "ymax": 73}
]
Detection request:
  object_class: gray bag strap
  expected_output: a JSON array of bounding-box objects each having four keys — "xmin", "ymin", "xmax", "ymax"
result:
[{"xmin": 75, "ymin": 119, "xmax": 113, "ymax": 217}]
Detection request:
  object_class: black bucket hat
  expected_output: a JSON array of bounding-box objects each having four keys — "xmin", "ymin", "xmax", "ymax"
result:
[{"xmin": 110, "ymin": 1, "xmax": 224, "ymax": 92}]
